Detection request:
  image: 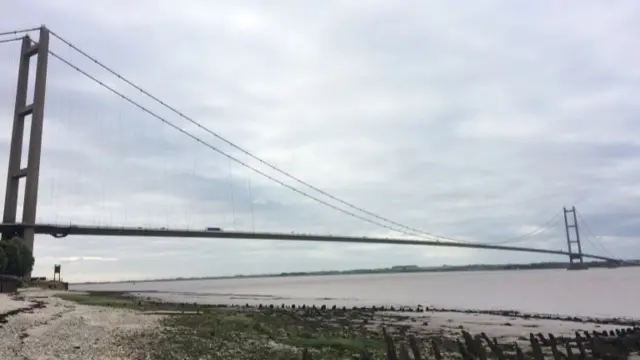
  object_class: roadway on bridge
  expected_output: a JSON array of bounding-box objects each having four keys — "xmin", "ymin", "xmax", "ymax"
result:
[{"xmin": 0, "ymin": 223, "xmax": 617, "ymax": 262}]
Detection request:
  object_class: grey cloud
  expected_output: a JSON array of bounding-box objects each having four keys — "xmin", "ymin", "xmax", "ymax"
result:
[{"xmin": 2, "ymin": 0, "xmax": 640, "ymax": 281}]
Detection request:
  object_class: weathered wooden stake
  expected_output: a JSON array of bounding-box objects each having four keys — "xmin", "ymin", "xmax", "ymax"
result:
[
  {"xmin": 408, "ymin": 335, "xmax": 421, "ymax": 360},
  {"xmin": 383, "ymin": 328, "xmax": 399, "ymax": 360},
  {"xmin": 530, "ymin": 333, "xmax": 545, "ymax": 360},
  {"xmin": 431, "ymin": 339, "xmax": 443, "ymax": 360},
  {"xmin": 398, "ymin": 343, "xmax": 411, "ymax": 360},
  {"xmin": 515, "ymin": 343, "xmax": 525, "ymax": 360}
]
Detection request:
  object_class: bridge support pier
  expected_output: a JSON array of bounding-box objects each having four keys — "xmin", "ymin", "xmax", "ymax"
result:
[
  {"xmin": 563, "ymin": 206, "xmax": 588, "ymax": 270},
  {"xmin": 1, "ymin": 26, "xmax": 50, "ymax": 255}
]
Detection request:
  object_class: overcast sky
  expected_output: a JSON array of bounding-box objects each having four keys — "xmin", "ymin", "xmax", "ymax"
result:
[{"xmin": 1, "ymin": 0, "xmax": 639, "ymax": 282}]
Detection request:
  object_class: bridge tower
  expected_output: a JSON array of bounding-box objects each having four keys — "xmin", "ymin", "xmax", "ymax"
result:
[
  {"xmin": 563, "ymin": 206, "xmax": 587, "ymax": 270},
  {"xmin": 1, "ymin": 26, "xmax": 50, "ymax": 253}
]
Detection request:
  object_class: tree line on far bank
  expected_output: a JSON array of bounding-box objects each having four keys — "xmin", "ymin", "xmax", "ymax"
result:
[{"xmin": 0, "ymin": 236, "xmax": 34, "ymax": 278}]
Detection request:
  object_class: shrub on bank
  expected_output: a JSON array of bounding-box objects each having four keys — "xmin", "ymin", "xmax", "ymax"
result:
[
  {"xmin": 0, "ymin": 236, "xmax": 34, "ymax": 277},
  {"xmin": 0, "ymin": 246, "xmax": 7, "ymax": 273}
]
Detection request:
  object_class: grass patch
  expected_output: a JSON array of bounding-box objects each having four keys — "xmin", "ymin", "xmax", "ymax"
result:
[
  {"xmin": 145, "ymin": 309, "xmax": 388, "ymax": 359},
  {"xmin": 60, "ymin": 292, "xmax": 536, "ymax": 360},
  {"xmin": 57, "ymin": 292, "xmax": 140, "ymax": 309},
  {"xmin": 59, "ymin": 292, "xmax": 389, "ymax": 359},
  {"xmin": 56, "ymin": 291, "xmax": 203, "ymax": 312}
]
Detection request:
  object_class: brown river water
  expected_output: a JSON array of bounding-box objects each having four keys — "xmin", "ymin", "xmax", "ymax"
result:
[{"xmin": 71, "ymin": 267, "xmax": 640, "ymax": 319}]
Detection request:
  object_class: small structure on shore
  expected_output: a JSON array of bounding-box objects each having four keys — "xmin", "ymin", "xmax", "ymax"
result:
[
  {"xmin": 53, "ymin": 264, "xmax": 61, "ymax": 282},
  {"xmin": 0, "ymin": 275, "xmax": 22, "ymax": 293}
]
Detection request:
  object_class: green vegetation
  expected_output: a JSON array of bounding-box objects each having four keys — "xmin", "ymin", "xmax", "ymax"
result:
[
  {"xmin": 0, "ymin": 246, "xmax": 7, "ymax": 273},
  {"xmin": 146, "ymin": 309, "xmax": 388, "ymax": 359},
  {"xmin": 57, "ymin": 292, "xmax": 142, "ymax": 309},
  {"xmin": 0, "ymin": 236, "xmax": 34, "ymax": 278},
  {"xmin": 57, "ymin": 292, "xmax": 640, "ymax": 360},
  {"xmin": 59, "ymin": 292, "xmax": 390, "ymax": 359}
]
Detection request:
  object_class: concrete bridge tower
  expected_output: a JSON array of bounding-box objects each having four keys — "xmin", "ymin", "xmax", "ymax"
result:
[
  {"xmin": 1, "ymin": 26, "xmax": 50, "ymax": 253},
  {"xmin": 563, "ymin": 206, "xmax": 587, "ymax": 270}
]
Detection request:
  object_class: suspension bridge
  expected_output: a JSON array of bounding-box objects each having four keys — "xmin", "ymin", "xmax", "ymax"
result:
[{"xmin": 0, "ymin": 26, "xmax": 622, "ymax": 269}]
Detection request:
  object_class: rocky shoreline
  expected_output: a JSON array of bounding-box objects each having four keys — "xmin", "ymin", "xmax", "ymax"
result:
[
  {"xmin": 0, "ymin": 289, "xmax": 161, "ymax": 360},
  {"xmin": 1, "ymin": 289, "xmax": 639, "ymax": 359}
]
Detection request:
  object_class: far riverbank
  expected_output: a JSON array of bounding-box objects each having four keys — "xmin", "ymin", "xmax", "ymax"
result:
[{"xmin": 72, "ymin": 259, "xmax": 640, "ymax": 285}]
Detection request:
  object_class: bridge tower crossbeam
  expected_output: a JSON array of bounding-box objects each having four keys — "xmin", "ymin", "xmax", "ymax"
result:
[{"xmin": 1, "ymin": 26, "xmax": 50, "ymax": 253}]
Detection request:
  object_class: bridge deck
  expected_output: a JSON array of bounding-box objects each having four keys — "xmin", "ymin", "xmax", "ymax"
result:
[{"xmin": 0, "ymin": 223, "xmax": 618, "ymax": 262}]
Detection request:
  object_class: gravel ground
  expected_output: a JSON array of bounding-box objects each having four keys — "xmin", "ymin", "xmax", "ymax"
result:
[
  {"xmin": 0, "ymin": 289, "xmax": 162, "ymax": 360},
  {"xmin": 0, "ymin": 293, "xmax": 32, "ymax": 314}
]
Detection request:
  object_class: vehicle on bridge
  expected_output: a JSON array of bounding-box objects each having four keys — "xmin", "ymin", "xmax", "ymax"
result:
[{"xmin": 205, "ymin": 227, "xmax": 222, "ymax": 232}]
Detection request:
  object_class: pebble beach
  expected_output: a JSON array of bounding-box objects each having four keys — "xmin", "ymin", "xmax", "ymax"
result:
[
  {"xmin": 1, "ymin": 288, "xmax": 638, "ymax": 359},
  {"xmin": 0, "ymin": 289, "xmax": 161, "ymax": 360}
]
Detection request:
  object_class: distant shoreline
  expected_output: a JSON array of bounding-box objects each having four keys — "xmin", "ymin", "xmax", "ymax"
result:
[{"xmin": 70, "ymin": 259, "xmax": 639, "ymax": 285}]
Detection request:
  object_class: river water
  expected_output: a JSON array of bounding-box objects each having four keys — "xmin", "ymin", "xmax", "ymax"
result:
[{"xmin": 71, "ymin": 267, "xmax": 639, "ymax": 319}]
